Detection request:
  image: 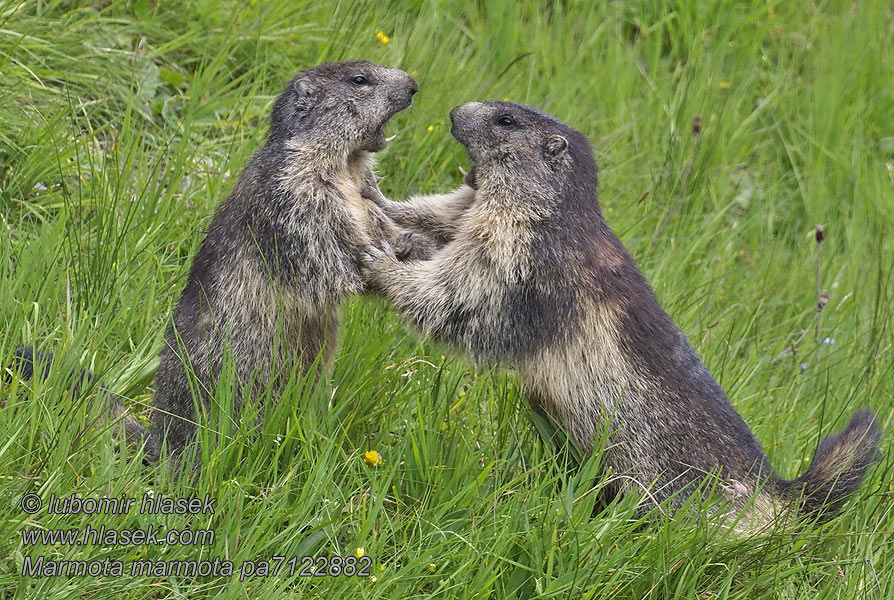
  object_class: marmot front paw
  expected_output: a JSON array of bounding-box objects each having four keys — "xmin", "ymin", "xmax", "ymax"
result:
[
  {"xmin": 359, "ymin": 169, "xmax": 387, "ymax": 206},
  {"xmin": 361, "ymin": 240, "xmax": 396, "ymax": 268},
  {"xmin": 394, "ymin": 231, "xmax": 436, "ymax": 261}
]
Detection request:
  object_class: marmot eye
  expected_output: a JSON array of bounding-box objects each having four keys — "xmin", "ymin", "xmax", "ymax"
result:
[
  {"xmin": 497, "ymin": 115, "xmax": 515, "ymax": 127},
  {"xmin": 352, "ymin": 75, "xmax": 369, "ymax": 85}
]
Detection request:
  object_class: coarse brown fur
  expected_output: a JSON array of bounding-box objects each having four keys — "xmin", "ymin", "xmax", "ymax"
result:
[
  {"xmin": 362, "ymin": 101, "xmax": 882, "ymax": 533},
  {"xmin": 11, "ymin": 61, "xmax": 460, "ymax": 462}
]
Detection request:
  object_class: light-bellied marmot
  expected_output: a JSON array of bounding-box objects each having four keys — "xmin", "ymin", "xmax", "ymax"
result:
[
  {"xmin": 12, "ymin": 61, "xmax": 454, "ymax": 461},
  {"xmin": 361, "ymin": 101, "xmax": 881, "ymax": 532}
]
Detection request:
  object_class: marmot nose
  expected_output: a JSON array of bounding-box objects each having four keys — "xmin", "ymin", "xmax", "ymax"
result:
[
  {"xmin": 450, "ymin": 103, "xmax": 477, "ymax": 123},
  {"xmin": 409, "ymin": 79, "xmax": 418, "ymax": 95}
]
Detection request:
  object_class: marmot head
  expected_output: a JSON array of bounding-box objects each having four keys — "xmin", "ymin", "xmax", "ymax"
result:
[
  {"xmin": 270, "ymin": 61, "xmax": 418, "ymax": 153},
  {"xmin": 449, "ymin": 101, "xmax": 596, "ymax": 197}
]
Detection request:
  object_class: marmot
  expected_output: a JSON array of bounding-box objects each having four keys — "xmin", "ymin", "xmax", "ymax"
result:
[
  {"xmin": 361, "ymin": 101, "xmax": 881, "ymax": 532},
  {"xmin": 12, "ymin": 61, "xmax": 451, "ymax": 461}
]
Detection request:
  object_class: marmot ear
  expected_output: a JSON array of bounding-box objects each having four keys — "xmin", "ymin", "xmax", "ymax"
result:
[
  {"xmin": 292, "ymin": 77, "xmax": 316, "ymax": 102},
  {"xmin": 545, "ymin": 134, "xmax": 568, "ymax": 157}
]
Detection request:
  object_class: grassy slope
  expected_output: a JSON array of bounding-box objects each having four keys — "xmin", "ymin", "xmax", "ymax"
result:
[{"xmin": 1, "ymin": 0, "xmax": 892, "ymax": 598}]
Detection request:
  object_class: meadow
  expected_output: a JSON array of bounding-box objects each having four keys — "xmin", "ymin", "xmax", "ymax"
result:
[{"xmin": 1, "ymin": 0, "xmax": 892, "ymax": 598}]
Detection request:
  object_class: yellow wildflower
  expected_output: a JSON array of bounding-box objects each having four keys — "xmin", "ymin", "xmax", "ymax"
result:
[
  {"xmin": 364, "ymin": 450, "xmax": 382, "ymax": 467},
  {"xmin": 427, "ymin": 125, "xmax": 435, "ymax": 132},
  {"xmin": 355, "ymin": 547, "xmax": 365, "ymax": 558},
  {"xmin": 719, "ymin": 81, "xmax": 731, "ymax": 90},
  {"xmin": 376, "ymin": 31, "xmax": 390, "ymax": 44}
]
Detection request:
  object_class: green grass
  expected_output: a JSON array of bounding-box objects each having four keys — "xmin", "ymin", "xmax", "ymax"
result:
[{"xmin": 2, "ymin": 0, "xmax": 893, "ymax": 597}]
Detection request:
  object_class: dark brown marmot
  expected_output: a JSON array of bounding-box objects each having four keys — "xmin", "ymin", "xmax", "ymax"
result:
[{"xmin": 362, "ymin": 100, "xmax": 881, "ymax": 533}]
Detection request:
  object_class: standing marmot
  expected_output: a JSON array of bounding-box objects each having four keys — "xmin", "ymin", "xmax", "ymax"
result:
[
  {"xmin": 12, "ymin": 61, "xmax": 449, "ymax": 461},
  {"xmin": 155, "ymin": 61, "xmax": 430, "ymax": 458},
  {"xmin": 362, "ymin": 101, "xmax": 881, "ymax": 532}
]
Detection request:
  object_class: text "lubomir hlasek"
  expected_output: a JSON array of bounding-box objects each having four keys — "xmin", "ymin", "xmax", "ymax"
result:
[{"xmin": 24, "ymin": 492, "xmax": 215, "ymax": 515}]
